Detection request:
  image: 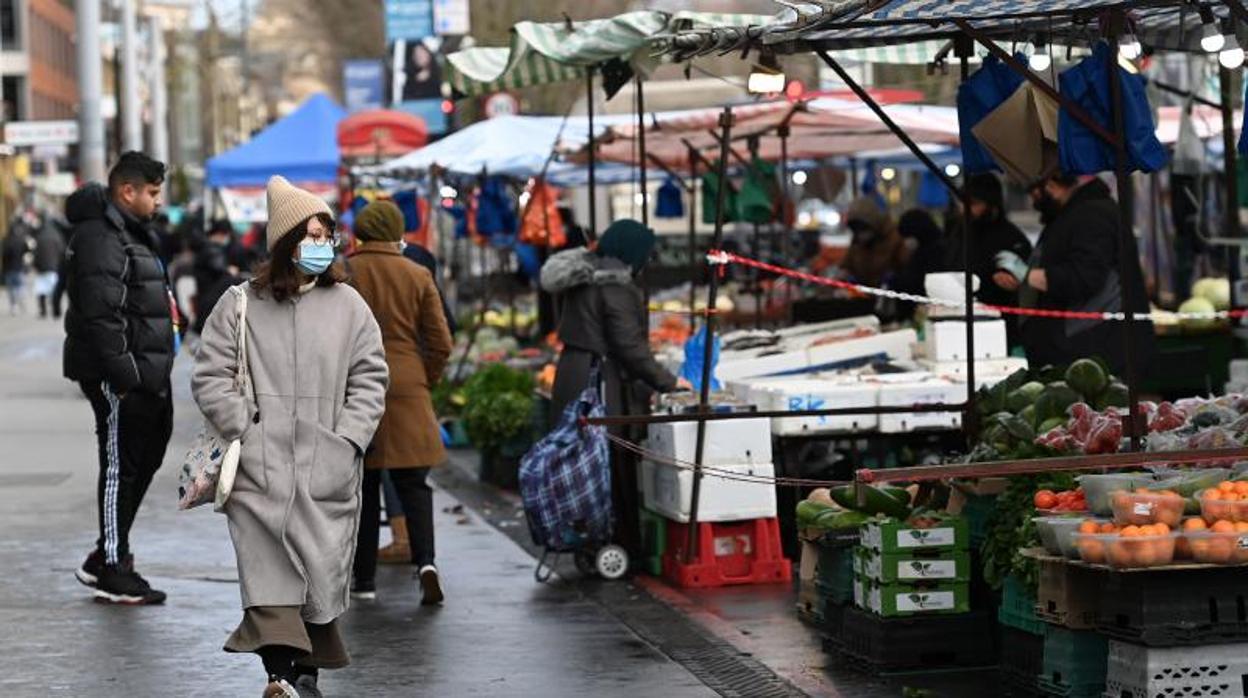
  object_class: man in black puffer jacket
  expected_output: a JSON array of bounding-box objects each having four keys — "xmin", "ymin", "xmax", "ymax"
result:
[{"xmin": 63, "ymin": 151, "xmax": 176, "ymax": 606}]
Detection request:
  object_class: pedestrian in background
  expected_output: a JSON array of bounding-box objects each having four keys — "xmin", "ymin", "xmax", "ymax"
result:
[
  {"xmin": 2, "ymin": 215, "xmax": 32, "ymax": 314},
  {"xmin": 193, "ymin": 176, "xmax": 388, "ymax": 698},
  {"xmin": 64, "ymin": 151, "xmax": 176, "ymax": 605},
  {"xmin": 33, "ymin": 215, "xmax": 66, "ymax": 319},
  {"xmin": 348, "ymin": 200, "xmax": 453, "ymax": 604}
]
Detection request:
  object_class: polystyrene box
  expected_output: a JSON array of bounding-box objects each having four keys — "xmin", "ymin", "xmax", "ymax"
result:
[
  {"xmin": 646, "ymin": 417, "xmax": 772, "ymax": 466},
  {"xmin": 921, "ymin": 357, "xmax": 1028, "ymax": 382},
  {"xmin": 748, "ymin": 378, "xmax": 881, "ymax": 435},
  {"xmin": 924, "ymin": 318, "xmax": 1008, "ymax": 362},
  {"xmin": 874, "ymin": 377, "xmax": 964, "ymax": 433},
  {"xmin": 640, "ymin": 459, "xmax": 777, "ymax": 523}
]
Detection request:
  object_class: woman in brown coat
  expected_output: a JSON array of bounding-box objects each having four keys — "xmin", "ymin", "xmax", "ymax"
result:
[{"xmin": 348, "ymin": 200, "xmax": 453, "ymax": 605}]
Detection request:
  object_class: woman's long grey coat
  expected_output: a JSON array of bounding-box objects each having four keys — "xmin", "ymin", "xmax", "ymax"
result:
[{"xmin": 192, "ymin": 282, "xmax": 389, "ymax": 624}]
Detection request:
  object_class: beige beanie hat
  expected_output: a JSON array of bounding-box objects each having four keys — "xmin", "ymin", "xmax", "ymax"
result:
[{"xmin": 265, "ymin": 175, "xmax": 334, "ymax": 251}]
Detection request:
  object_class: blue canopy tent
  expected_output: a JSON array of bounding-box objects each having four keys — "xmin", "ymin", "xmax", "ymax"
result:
[{"xmin": 206, "ymin": 93, "xmax": 347, "ymax": 187}]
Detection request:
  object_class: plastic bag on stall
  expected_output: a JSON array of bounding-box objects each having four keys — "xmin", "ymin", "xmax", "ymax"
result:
[
  {"xmin": 518, "ymin": 179, "xmax": 567, "ymax": 248},
  {"xmin": 679, "ymin": 325, "xmax": 721, "ymax": 393},
  {"xmin": 1083, "ymin": 410, "xmax": 1124, "ymax": 455}
]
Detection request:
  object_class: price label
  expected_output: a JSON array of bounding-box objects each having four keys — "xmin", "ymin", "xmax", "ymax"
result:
[
  {"xmin": 1133, "ymin": 502, "xmax": 1154, "ymax": 516},
  {"xmin": 1237, "ymin": 535, "xmax": 1248, "ymax": 550}
]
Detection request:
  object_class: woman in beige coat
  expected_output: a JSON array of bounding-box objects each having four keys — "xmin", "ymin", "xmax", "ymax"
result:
[
  {"xmin": 192, "ymin": 176, "xmax": 389, "ymax": 698},
  {"xmin": 347, "ymin": 200, "xmax": 453, "ymax": 605}
]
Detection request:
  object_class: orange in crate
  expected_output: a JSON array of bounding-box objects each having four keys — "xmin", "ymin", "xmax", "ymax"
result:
[{"xmin": 662, "ymin": 518, "xmax": 791, "ymax": 588}]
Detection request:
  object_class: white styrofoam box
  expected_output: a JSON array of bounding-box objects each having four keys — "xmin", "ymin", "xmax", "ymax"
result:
[
  {"xmin": 749, "ymin": 378, "xmax": 881, "ymax": 435},
  {"xmin": 1105, "ymin": 640, "xmax": 1248, "ymax": 698},
  {"xmin": 639, "ymin": 459, "xmax": 777, "ymax": 523},
  {"xmin": 805, "ymin": 328, "xmax": 917, "ymax": 370},
  {"xmin": 716, "ymin": 347, "xmax": 809, "ymax": 381},
  {"xmin": 921, "ymin": 357, "xmax": 1028, "ymax": 383},
  {"xmin": 1231, "ymin": 359, "xmax": 1248, "ymax": 384},
  {"xmin": 924, "ymin": 318, "xmax": 1008, "ymax": 362},
  {"xmin": 873, "ymin": 377, "xmax": 963, "ymax": 433},
  {"xmin": 646, "ymin": 417, "xmax": 772, "ymax": 466}
]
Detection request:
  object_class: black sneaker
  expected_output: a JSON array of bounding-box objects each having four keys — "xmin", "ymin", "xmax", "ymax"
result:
[
  {"xmin": 75, "ymin": 550, "xmax": 104, "ymax": 588},
  {"xmin": 350, "ymin": 579, "xmax": 376, "ymax": 601},
  {"xmin": 418, "ymin": 565, "xmax": 444, "ymax": 606},
  {"xmin": 94, "ymin": 564, "xmax": 167, "ymax": 605}
]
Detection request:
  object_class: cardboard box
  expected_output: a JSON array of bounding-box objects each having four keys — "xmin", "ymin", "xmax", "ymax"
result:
[
  {"xmin": 854, "ymin": 577, "xmax": 971, "ymax": 617},
  {"xmin": 854, "ymin": 547, "xmax": 972, "ymax": 583},
  {"xmin": 860, "ymin": 517, "xmax": 969, "ymax": 554}
]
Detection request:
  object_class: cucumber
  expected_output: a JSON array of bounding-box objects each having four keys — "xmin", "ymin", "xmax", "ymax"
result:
[
  {"xmin": 796, "ymin": 500, "xmax": 834, "ymax": 527},
  {"xmin": 882, "ymin": 487, "xmax": 912, "ymax": 507},
  {"xmin": 830, "ymin": 484, "xmax": 912, "ymax": 518},
  {"xmin": 814, "ymin": 509, "xmax": 871, "ymax": 531}
]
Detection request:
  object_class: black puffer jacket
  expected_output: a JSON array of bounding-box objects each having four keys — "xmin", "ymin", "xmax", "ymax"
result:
[{"xmin": 63, "ymin": 184, "xmax": 176, "ymax": 394}]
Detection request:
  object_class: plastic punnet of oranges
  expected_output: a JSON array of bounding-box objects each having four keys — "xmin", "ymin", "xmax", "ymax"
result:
[
  {"xmin": 1075, "ymin": 518, "xmax": 1177, "ymax": 568},
  {"xmin": 1109, "ymin": 488, "xmax": 1185, "ymax": 527},
  {"xmin": 1200, "ymin": 481, "xmax": 1248, "ymax": 524},
  {"xmin": 1184, "ymin": 516, "xmax": 1248, "ymax": 564}
]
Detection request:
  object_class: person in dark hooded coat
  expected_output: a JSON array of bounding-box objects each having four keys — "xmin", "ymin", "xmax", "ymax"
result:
[{"xmin": 541, "ymin": 219, "xmax": 689, "ymax": 560}]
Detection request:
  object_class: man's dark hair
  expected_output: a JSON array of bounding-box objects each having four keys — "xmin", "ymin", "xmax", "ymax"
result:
[
  {"xmin": 250, "ymin": 213, "xmax": 347, "ymax": 303},
  {"xmin": 108, "ymin": 151, "xmax": 166, "ymax": 193}
]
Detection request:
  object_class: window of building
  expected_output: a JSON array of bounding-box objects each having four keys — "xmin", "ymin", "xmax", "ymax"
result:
[{"xmin": 0, "ymin": 0, "xmax": 18, "ymax": 50}]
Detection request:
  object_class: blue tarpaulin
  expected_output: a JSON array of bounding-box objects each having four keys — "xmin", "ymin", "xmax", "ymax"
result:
[
  {"xmin": 206, "ymin": 93, "xmax": 346, "ymax": 187},
  {"xmin": 1058, "ymin": 42, "xmax": 1167, "ymax": 176}
]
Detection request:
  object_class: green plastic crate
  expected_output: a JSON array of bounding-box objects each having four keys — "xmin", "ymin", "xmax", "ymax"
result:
[
  {"xmin": 815, "ymin": 541, "xmax": 856, "ymax": 603},
  {"xmin": 853, "ymin": 547, "xmax": 972, "ymax": 583},
  {"xmin": 639, "ymin": 507, "xmax": 667, "ymax": 576},
  {"xmin": 1039, "ymin": 626, "xmax": 1107, "ymax": 695},
  {"xmin": 998, "ymin": 575, "xmax": 1045, "ymax": 635},
  {"xmin": 853, "ymin": 575, "xmax": 970, "ymax": 617},
  {"xmin": 860, "ymin": 516, "xmax": 969, "ymax": 554}
]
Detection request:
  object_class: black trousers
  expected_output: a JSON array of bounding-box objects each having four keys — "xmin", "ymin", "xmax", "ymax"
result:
[
  {"xmin": 81, "ymin": 381, "xmax": 174, "ymax": 565},
  {"xmin": 353, "ymin": 468, "xmax": 435, "ymax": 582}
]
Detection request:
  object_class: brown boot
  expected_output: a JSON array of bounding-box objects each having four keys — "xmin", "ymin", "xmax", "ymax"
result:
[{"xmin": 378, "ymin": 515, "xmax": 411, "ymax": 564}]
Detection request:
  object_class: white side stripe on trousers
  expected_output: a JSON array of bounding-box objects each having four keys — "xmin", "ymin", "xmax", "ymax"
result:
[{"xmin": 102, "ymin": 382, "xmax": 121, "ymax": 565}]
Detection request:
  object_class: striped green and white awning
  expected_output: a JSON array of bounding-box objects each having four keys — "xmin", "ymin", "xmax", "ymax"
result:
[{"xmin": 444, "ymin": 10, "xmax": 774, "ymax": 98}]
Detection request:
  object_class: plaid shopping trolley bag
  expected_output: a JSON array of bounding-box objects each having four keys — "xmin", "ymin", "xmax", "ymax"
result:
[{"xmin": 519, "ymin": 365, "xmax": 625, "ymax": 581}]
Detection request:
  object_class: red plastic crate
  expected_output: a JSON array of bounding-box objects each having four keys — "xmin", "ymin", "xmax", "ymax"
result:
[{"xmin": 662, "ymin": 517, "xmax": 792, "ymax": 588}]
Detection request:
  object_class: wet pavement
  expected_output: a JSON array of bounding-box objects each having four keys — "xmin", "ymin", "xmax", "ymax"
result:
[
  {"xmin": 0, "ymin": 313, "xmax": 714, "ymax": 697},
  {"xmin": 0, "ymin": 310, "xmax": 994, "ymax": 697}
]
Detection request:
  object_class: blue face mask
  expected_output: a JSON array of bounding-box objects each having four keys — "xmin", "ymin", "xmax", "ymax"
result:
[{"xmin": 294, "ymin": 241, "xmax": 335, "ymax": 275}]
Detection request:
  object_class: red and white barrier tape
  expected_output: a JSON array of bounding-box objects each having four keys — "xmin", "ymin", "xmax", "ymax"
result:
[{"xmin": 710, "ymin": 250, "xmax": 1245, "ymax": 323}]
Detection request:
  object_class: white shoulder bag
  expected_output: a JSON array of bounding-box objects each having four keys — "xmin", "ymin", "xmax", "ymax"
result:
[{"xmin": 177, "ymin": 285, "xmax": 253, "ymax": 512}]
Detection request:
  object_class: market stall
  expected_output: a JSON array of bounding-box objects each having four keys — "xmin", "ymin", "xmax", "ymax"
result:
[
  {"xmin": 594, "ymin": 0, "xmax": 1248, "ymax": 692},
  {"xmin": 204, "ymin": 92, "xmax": 346, "ymax": 222}
]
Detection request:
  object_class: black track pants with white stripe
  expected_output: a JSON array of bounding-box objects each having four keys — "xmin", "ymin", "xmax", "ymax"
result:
[{"xmin": 81, "ymin": 381, "xmax": 174, "ymax": 566}]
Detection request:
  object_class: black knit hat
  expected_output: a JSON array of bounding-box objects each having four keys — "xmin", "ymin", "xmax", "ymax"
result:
[{"xmin": 964, "ymin": 172, "xmax": 1004, "ymax": 212}]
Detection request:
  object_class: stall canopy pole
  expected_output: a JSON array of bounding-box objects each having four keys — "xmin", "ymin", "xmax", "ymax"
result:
[
  {"xmin": 685, "ymin": 106, "xmax": 734, "ymax": 564},
  {"xmin": 1220, "ymin": 66, "xmax": 1240, "ymax": 238},
  {"xmin": 779, "ymin": 124, "xmax": 792, "ymax": 320},
  {"xmin": 687, "ymin": 146, "xmax": 699, "ymax": 321},
  {"xmin": 956, "ymin": 35, "xmax": 977, "ymax": 438},
  {"xmin": 637, "ymin": 76, "xmax": 649, "ymax": 227},
  {"xmin": 586, "ymin": 67, "xmax": 598, "ymax": 239},
  {"xmin": 1107, "ymin": 10, "xmax": 1142, "ymax": 452}
]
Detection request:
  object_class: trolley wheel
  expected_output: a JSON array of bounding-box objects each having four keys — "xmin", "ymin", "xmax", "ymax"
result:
[
  {"xmin": 573, "ymin": 549, "xmax": 596, "ymax": 576},
  {"xmin": 595, "ymin": 544, "xmax": 629, "ymax": 580}
]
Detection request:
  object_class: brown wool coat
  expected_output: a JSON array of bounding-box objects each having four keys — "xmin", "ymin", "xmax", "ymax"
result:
[{"xmin": 349, "ymin": 241, "xmax": 453, "ymax": 469}]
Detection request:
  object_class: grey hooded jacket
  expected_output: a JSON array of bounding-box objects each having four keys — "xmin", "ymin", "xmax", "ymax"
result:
[{"xmin": 541, "ymin": 247, "xmax": 676, "ymax": 395}]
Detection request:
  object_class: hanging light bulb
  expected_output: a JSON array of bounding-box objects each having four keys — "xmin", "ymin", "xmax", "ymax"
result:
[
  {"xmin": 791, "ymin": 170, "xmax": 808, "ymax": 185},
  {"xmin": 944, "ymin": 163, "xmax": 962, "ymax": 178},
  {"xmin": 1220, "ymin": 33, "xmax": 1245, "ymax": 69},
  {"xmin": 1202, "ymin": 21, "xmax": 1225, "ymax": 54},
  {"xmin": 1119, "ymin": 32, "xmax": 1142, "ymax": 60},
  {"xmin": 748, "ymin": 50, "xmax": 786, "ymax": 95},
  {"xmin": 1028, "ymin": 35, "xmax": 1051, "ymax": 72}
]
